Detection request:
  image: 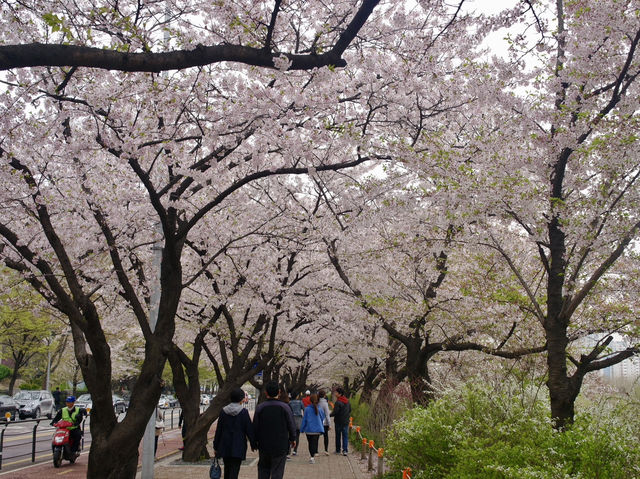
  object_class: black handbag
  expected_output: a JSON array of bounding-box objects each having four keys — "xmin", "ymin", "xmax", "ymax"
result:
[{"xmin": 209, "ymin": 457, "xmax": 222, "ymax": 479}]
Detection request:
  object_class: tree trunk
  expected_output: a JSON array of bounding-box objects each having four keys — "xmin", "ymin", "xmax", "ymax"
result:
[
  {"xmin": 86, "ymin": 432, "xmax": 139, "ymax": 478},
  {"xmin": 545, "ymin": 316, "xmax": 581, "ymax": 429},
  {"xmin": 180, "ymin": 394, "xmax": 209, "ymax": 461},
  {"xmin": 182, "ymin": 382, "xmax": 238, "ymax": 462},
  {"xmin": 405, "ymin": 339, "xmax": 434, "ymax": 405},
  {"xmin": 8, "ymin": 369, "xmax": 17, "ymax": 396}
]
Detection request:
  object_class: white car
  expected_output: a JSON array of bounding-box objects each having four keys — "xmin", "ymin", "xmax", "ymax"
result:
[
  {"xmin": 158, "ymin": 395, "xmax": 170, "ymax": 408},
  {"xmin": 200, "ymin": 394, "xmax": 210, "ymax": 406},
  {"xmin": 75, "ymin": 393, "xmax": 127, "ymax": 414}
]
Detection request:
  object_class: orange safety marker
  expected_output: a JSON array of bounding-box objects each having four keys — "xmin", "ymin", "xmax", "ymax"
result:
[
  {"xmin": 378, "ymin": 448, "xmax": 384, "ymax": 458},
  {"xmin": 402, "ymin": 467, "xmax": 412, "ymax": 479},
  {"xmin": 369, "ymin": 439, "xmax": 374, "ymax": 449},
  {"xmin": 356, "ymin": 426, "xmax": 361, "ymax": 433},
  {"xmin": 362, "ymin": 437, "xmax": 367, "ymax": 447}
]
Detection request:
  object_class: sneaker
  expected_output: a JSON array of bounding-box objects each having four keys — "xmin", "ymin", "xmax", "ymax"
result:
[
  {"xmin": 324, "ymin": 451, "xmax": 330, "ymax": 456},
  {"xmin": 309, "ymin": 457, "xmax": 315, "ymax": 464},
  {"xmin": 292, "ymin": 451, "xmax": 297, "ymax": 456},
  {"xmin": 342, "ymin": 451, "xmax": 348, "ymax": 456},
  {"xmin": 334, "ymin": 451, "xmax": 341, "ymax": 455}
]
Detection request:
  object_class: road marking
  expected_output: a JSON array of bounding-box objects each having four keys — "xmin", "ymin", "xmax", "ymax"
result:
[{"xmin": 2, "ymin": 452, "xmax": 53, "ymax": 466}]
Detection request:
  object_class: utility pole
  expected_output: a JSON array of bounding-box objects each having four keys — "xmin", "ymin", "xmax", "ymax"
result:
[{"xmin": 142, "ymin": 223, "xmax": 163, "ymax": 479}]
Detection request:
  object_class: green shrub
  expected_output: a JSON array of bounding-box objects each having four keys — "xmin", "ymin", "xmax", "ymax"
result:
[
  {"xmin": 385, "ymin": 384, "xmax": 640, "ymax": 479},
  {"xmin": 19, "ymin": 382, "xmax": 41, "ymax": 390},
  {"xmin": 0, "ymin": 365, "xmax": 11, "ymax": 381}
]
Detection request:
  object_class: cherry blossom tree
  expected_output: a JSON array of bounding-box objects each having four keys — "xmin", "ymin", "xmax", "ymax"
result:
[
  {"xmin": 0, "ymin": 2, "xmax": 401, "ymax": 475},
  {"xmin": 428, "ymin": 0, "xmax": 640, "ymax": 428},
  {"xmin": 321, "ymin": 175, "xmax": 547, "ymax": 403}
]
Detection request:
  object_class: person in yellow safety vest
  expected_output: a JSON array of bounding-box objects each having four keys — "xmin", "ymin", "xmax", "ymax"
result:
[{"xmin": 50, "ymin": 396, "xmax": 87, "ymax": 456}]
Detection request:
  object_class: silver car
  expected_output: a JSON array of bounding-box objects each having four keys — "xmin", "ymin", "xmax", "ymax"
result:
[{"xmin": 13, "ymin": 390, "xmax": 55, "ymax": 419}]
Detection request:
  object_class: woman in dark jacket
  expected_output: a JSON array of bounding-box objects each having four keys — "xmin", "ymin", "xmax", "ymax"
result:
[{"xmin": 213, "ymin": 388, "xmax": 255, "ymax": 479}]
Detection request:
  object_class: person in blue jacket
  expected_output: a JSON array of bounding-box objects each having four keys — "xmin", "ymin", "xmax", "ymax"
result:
[
  {"xmin": 213, "ymin": 388, "xmax": 255, "ymax": 479},
  {"xmin": 299, "ymin": 393, "xmax": 326, "ymax": 464}
]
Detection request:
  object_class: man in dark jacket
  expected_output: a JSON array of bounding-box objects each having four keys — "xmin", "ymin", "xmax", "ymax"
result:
[
  {"xmin": 330, "ymin": 387, "xmax": 351, "ymax": 455},
  {"xmin": 213, "ymin": 388, "xmax": 254, "ymax": 479},
  {"xmin": 252, "ymin": 381, "xmax": 296, "ymax": 479}
]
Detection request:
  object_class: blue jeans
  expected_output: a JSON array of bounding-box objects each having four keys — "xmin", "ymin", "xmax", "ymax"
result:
[{"xmin": 335, "ymin": 424, "xmax": 349, "ymax": 453}]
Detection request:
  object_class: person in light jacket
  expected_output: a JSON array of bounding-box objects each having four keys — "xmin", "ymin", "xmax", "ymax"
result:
[
  {"xmin": 213, "ymin": 388, "xmax": 255, "ymax": 479},
  {"xmin": 299, "ymin": 393, "xmax": 325, "ymax": 464},
  {"xmin": 318, "ymin": 390, "xmax": 331, "ymax": 455}
]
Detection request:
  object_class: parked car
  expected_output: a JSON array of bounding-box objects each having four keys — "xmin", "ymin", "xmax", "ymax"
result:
[
  {"xmin": 74, "ymin": 393, "xmax": 92, "ymax": 410},
  {"xmin": 200, "ymin": 394, "xmax": 210, "ymax": 406},
  {"xmin": 0, "ymin": 395, "xmax": 17, "ymax": 421},
  {"xmin": 158, "ymin": 395, "xmax": 170, "ymax": 408},
  {"xmin": 112, "ymin": 394, "xmax": 127, "ymax": 413},
  {"xmin": 13, "ymin": 390, "xmax": 55, "ymax": 419},
  {"xmin": 166, "ymin": 394, "xmax": 179, "ymax": 407},
  {"xmin": 75, "ymin": 394, "xmax": 127, "ymax": 414}
]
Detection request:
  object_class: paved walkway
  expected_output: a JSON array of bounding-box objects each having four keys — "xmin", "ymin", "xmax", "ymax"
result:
[
  {"xmin": 149, "ymin": 424, "xmax": 367, "ymax": 479},
  {"xmin": 1, "ymin": 424, "xmax": 367, "ymax": 479}
]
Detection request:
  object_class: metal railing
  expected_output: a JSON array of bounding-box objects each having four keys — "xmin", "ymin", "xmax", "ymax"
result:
[
  {"xmin": 0, "ymin": 406, "xmax": 184, "ymax": 472},
  {"xmin": 0, "ymin": 417, "xmax": 87, "ymax": 471}
]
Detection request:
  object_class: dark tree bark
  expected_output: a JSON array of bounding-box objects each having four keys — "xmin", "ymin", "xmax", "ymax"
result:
[
  {"xmin": 359, "ymin": 358, "xmax": 383, "ymax": 404},
  {"xmin": 0, "ymin": 0, "xmax": 381, "ymax": 72}
]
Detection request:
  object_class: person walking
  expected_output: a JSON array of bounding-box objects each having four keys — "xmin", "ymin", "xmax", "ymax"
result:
[
  {"xmin": 154, "ymin": 408, "xmax": 164, "ymax": 457},
  {"xmin": 302, "ymin": 389, "xmax": 311, "ymax": 407},
  {"xmin": 288, "ymin": 393, "xmax": 304, "ymax": 456},
  {"xmin": 50, "ymin": 396, "xmax": 87, "ymax": 457},
  {"xmin": 252, "ymin": 381, "xmax": 296, "ymax": 479},
  {"xmin": 213, "ymin": 388, "xmax": 255, "ymax": 479},
  {"xmin": 299, "ymin": 393, "xmax": 325, "ymax": 464},
  {"xmin": 318, "ymin": 390, "xmax": 331, "ymax": 455},
  {"xmin": 330, "ymin": 387, "xmax": 351, "ymax": 455},
  {"xmin": 52, "ymin": 387, "xmax": 62, "ymax": 409}
]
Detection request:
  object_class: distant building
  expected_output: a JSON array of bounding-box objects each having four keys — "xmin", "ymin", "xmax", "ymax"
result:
[{"xmin": 574, "ymin": 335, "xmax": 639, "ymax": 380}]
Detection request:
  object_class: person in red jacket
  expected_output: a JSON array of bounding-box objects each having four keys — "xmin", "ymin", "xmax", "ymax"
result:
[{"xmin": 302, "ymin": 390, "xmax": 311, "ymax": 408}]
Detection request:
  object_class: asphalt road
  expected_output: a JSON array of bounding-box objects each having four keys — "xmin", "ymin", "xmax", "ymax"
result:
[
  {"xmin": 0, "ymin": 408, "xmax": 184, "ymax": 474},
  {"xmin": 0, "ymin": 416, "xmax": 94, "ymax": 473}
]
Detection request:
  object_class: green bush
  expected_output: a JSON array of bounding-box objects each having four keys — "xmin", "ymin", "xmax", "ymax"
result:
[
  {"xmin": 0, "ymin": 365, "xmax": 11, "ymax": 381},
  {"xmin": 385, "ymin": 384, "xmax": 640, "ymax": 479},
  {"xmin": 19, "ymin": 382, "xmax": 41, "ymax": 390}
]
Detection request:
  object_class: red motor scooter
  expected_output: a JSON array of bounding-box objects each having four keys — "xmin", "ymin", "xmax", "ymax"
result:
[{"xmin": 51, "ymin": 420, "xmax": 79, "ymax": 467}]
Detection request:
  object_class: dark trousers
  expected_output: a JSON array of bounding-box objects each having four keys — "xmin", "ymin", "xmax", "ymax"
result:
[
  {"xmin": 322, "ymin": 425, "xmax": 330, "ymax": 452},
  {"xmin": 306, "ymin": 434, "xmax": 320, "ymax": 457},
  {"xmin": 335, "ymin": 424, "xmax": 349, "ymax": 453},
  {"xmin": 223, "ymin": 456, "xmax": 242, "ymax": 479},
  {"xmin": 69, "ymin": 428, "xmax": 82, "ymax": 454},
  {"xmin": 257, "ymin": 452, "xmax": 287, "ymax": 479},
  {"xmin": 293, "ymin": 428, "xmax": 300, "ymax": 453}
]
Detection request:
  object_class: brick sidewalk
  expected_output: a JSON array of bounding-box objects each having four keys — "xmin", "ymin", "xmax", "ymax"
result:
[
  {"xmin": 151, "ymin": 426, "xmax": 367, "ymax": 479},
  {"xmin": 0, "ymin": 424, "xmax": 367, "ymax": 479}
]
